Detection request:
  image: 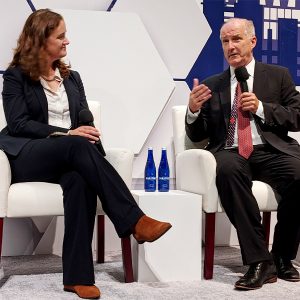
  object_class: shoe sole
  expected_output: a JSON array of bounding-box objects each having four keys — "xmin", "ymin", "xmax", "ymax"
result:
[
  {"xmin": 64, "ymin": 287, "xmax": 100, "ymax": 299},
  {"xmin": 136, "ymin": 225, "xmax": 172, "ymax": 244},
  {"xmin": 278, "ymin": 276, "xmax": 300, "ymax": 282},
  {"xmin": 235, "ymin": 276, "xmax": 277, "ymax": 290}
]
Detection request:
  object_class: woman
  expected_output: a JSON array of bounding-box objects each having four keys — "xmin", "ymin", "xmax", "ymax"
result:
[{"xmin": 1, "ymin": 9, "xmax": 171, "ymax": 299}]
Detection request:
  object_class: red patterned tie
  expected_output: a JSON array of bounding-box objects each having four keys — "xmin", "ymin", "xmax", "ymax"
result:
[
  {"xmin": 226, "ymin": 85, "xmax": 238, "ymax": 147},
  {"xmin": 237, "ymin": 82, "xmax": 253, "ymax": 159}
]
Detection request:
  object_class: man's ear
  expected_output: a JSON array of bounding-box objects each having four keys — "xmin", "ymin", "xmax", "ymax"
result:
[{"xmin": 251, "ymin": 36, "xmax": 257, "ymax": 50}]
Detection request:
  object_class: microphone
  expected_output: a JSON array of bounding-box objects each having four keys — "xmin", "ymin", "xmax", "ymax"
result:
[
  {"xmin": 235, "ymin": 66, "xmax": 249, "ymax": 93},
  {"xmin": 78, "ymin": 109, "xmax": 106, "ymax": 156}
]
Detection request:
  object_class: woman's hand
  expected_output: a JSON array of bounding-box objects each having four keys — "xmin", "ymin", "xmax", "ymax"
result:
[{"xmin": 68, "ymin": 126, "xmax": 100, "ymax": 143}]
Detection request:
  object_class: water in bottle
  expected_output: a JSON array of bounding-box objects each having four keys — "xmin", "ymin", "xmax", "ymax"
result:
[
  {"xmin": 144, "ymin": 147, "xmax": 156, "ymax": 192},
  {"xmin": 158, "ymin": 147, "xmax": 170, "ymax": 192}
]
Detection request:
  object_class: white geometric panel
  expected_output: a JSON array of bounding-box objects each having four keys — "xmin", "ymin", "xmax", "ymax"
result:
[
  {"xmin": 57, "ymin": 9, "xmax": 175, "ymax": 153},
  {"xmin": 0, "ymin": 1, "xmax": 32, "ymax": 70},
  {"xmin": 32, "ymin": 0, "xmax": 112, "ymax": 11},
  {"xmin": 112, "ymin": 0, "xmax": 211, "ymax": 79},
  {"xmin": 132, "ymin": 81, "xmax": 191, "ymax": 179}
]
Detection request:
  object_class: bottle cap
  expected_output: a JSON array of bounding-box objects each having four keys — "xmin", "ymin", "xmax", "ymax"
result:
[
  {"xmin": 148, "ymin": 147, "xmax": 153, "ymax": 150},
  {"xmin": 162, "ymin": 147, "xmax": 166, "ymax": 150}
]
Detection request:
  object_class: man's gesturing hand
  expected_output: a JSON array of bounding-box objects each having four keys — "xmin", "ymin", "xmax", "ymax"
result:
[{"xmin": 189, "ymin": 78, "xmax": 212, "ymax": 113}]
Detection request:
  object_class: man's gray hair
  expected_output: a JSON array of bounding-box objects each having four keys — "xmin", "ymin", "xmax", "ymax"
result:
[{"xmin": 220, "ymin": 18, "xmax": 255, "ymax": 39}]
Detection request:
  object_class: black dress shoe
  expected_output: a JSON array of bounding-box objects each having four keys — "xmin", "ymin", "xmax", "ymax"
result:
[
  {"xmin": 273, "ymin": 254, "xmax": 300, "ymax": 282},
  {"xmin": 235, "ymin": 261, "xmax": 277, "ymax": 290}
]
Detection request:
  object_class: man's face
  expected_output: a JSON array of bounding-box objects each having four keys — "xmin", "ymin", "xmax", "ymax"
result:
[{"xmin": 220, "ymin": 20, "xmax": 256, "ymax": 68}]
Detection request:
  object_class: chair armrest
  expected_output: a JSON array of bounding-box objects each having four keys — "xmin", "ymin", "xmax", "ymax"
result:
[
  {"xmin": 176, "ymin": 149, "xmax": 220, "ymax": 212},
  {"xmin": 176, "ymin": 149, "xmax": 216, "ymax": 194},
  {"xmin": 105, "ymin": 148, "xmax": 134, "ymax": 188},
  {"xmin": 0, "ymin": 150, "xmax": 11, "ymax": 217}
]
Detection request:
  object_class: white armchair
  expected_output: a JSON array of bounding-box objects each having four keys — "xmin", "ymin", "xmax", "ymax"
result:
[
  {"xmin": 172, "ymin": 105, "xmax": 279, "ymax": 279},
  {"xmin": 0, "ymin": 100, "xmax": 135, "ymax": 282}
]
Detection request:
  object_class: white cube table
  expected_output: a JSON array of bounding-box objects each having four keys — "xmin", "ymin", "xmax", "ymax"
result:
[{"xmin": 131, "ymin": 190, "xmax": 202, "ymax": 282}]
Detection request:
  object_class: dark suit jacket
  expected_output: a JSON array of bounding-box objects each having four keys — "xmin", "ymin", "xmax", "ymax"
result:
[
  {"xmin": 0, "ymin": 66, "xmax": 89, "ymax": 156},
  {"xmin": 185, "ymin": 61, "xmax": 300, "ymax": 159}
]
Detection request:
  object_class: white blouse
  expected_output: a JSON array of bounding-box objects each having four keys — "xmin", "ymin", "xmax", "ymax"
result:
[{"xmin": 40, "ymin": 69, "xmax": 71, "ymax": 129}]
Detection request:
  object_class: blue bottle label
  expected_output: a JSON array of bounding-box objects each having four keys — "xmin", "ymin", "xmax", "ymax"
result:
[
  {"xmin": 158, "ymin": 177, "xmax": 169, "ymax": 192},
  {"xmin": 145, "ymin": 177, "xmax": 156, "ymax": 191}
]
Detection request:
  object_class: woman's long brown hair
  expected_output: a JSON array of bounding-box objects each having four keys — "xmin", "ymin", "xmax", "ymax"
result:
[{"xmin": 9, "ymin": 8, "xmax": 70, "ymax": 81}]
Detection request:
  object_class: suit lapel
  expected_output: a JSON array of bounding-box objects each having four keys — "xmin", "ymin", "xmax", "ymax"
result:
[
  {"xmin": 218, "ymin": 69, "xmax": 231, "ymax": 130},
  {"xmin": 32, "ymin": 82, "xmax": 49, "ymax": 122},
  {"xmin": 63, "ymin": 78, "xmax": 76, "ymax": 127},
  {"xmin": 253, "ymin": 61, "xmax": 267, "ymax": 99}
]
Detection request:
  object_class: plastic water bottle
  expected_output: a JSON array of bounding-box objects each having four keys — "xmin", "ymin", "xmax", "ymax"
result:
[
  {"xmin": 158, "ymin": 147, "xmax": 170, "ymax": 192},
  {"xmin": 144, "ymin": 147, "xmax": 156, "ymax": 192}
]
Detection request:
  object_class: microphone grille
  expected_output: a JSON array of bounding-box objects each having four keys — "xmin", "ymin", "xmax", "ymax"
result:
[
  {"xmin": 235, "ymin": 66, "xmax": 249, "ymax": 82},
  {"xmin": 79, "ymin": 109, "xmax": 94, "ymax": 123}
]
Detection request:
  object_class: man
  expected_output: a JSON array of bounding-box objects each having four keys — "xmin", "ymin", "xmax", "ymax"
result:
[{"xmin": 186, "ymin": 18, "xmax": 300, "ymax": 290}]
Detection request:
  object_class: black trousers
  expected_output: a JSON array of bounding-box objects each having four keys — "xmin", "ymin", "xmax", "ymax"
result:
[
  {"xmin": 215, "ymin": 145, "xmax": 300, "ymax": 265},
  {"xmin": 8, "ymin": 136, "xmax": 144, "ymax": 285}
]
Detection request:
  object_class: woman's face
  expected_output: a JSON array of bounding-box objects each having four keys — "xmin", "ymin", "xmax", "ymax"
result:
[{"xmin": 44, "ymin": 20, "xmax": 69, "ymax": 63}]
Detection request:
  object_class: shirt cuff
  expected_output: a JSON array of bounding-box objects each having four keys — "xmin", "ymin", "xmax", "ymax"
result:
[
  {"xmin": 186, "ymin": 106, "xmax": 201, "ymax": 124},
  {"xmin": 255, "ymin": 100, "xmax": 265, "ymax": 121}
]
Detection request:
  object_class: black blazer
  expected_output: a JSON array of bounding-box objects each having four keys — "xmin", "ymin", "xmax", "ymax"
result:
[
  {"xmin": 0, "ymin": 66, "xmax": 89, "ymax": 156},
  {"xmin": 185, "ymin": 61, "xmax": 300, "ymax": 159}
]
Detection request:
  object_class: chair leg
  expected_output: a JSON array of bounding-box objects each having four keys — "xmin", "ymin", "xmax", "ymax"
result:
[
  {"xmin": 204, "ymin": 213, "xmax": 216, "ymax": 280},
  {"xmin": 121, "ymin": 237, "xmax": 134, "ymax": 283},
  {"xmin": 262, "ymin": 212, "xmax": 271, "ymax": 247},
  {"xmin": 0, "ymin": 217, "xmax": 3, "ymax": 264},
  {"xmin": 97, "ymin": 215, "xmax": 105, "ymax": 263}
]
